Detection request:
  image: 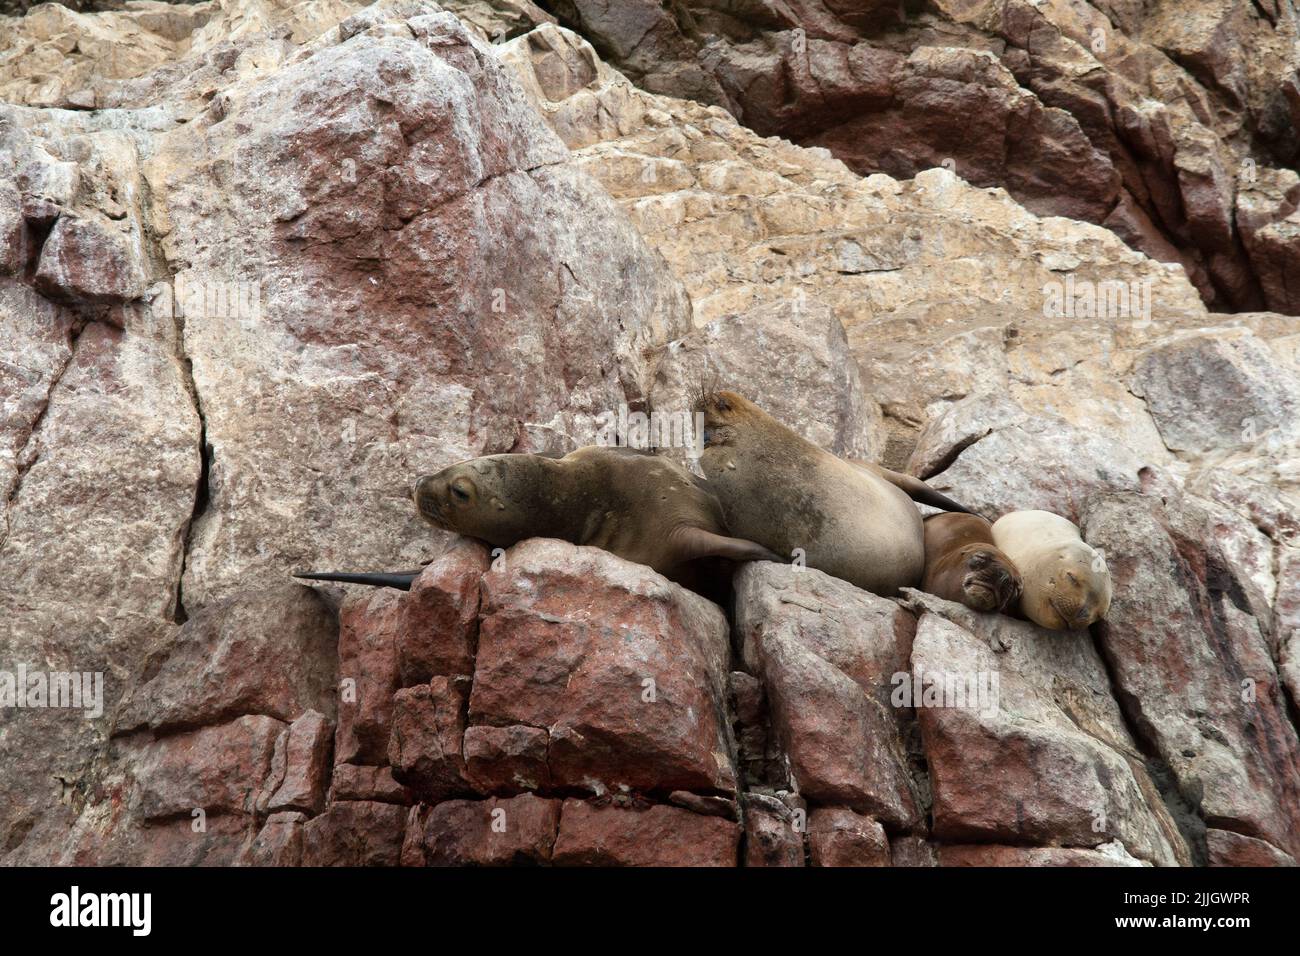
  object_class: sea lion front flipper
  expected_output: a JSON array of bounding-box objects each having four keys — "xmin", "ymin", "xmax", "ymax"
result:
[
  {"xmin": 850, "ymin": 460, "xmax": 975, "ymax": 515},
  {"xmin": 293, "ymin": 570, "xmax": 422, "ymax": 591},
  {"xmin": 672, "ymin": 526, "xmax": 783, "ymax": 564}
]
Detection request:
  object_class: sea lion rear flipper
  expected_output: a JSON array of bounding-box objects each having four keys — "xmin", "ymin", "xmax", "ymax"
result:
[
  {"xmin": 674, "ymin": 527, "xmax": 783, "ymax": 564},
  {"xmin": 293, "ymin": 570, "xmax": 421, "ymax": 591},
  {"xmin": 851, "ymin": 460, "xmax": 975, "ymax": 515}
]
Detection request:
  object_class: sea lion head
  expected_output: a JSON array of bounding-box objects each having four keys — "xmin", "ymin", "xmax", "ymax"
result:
[
  {"xmin": 413, "ymin": 454, "xmax": 550, "ymax": 547},
  {"xmin": 1028, "ymin": 542, "xmax": 1112, "ymax": 629},
  {"xmin": 956, "ymin": 544, "xmax": 1023, "ymax": 614},
  {"xmin": 693, "ymin": 388, "xmax": 766, "ymax": 450}
]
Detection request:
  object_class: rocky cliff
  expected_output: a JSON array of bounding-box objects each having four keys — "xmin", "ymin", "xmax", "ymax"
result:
[{"xmin": 1, "ymin": 0, "xmax": 1297, "ymax": 866}]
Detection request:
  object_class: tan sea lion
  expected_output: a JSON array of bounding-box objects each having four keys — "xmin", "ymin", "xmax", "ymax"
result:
[
  {"xmin": 694, "ymin": 389, "xmax": 974, "ymax": 596},
  {"xmin": 921, "ymin": 512, "xmax": 1022, "ymax": 613},
  {"xmin": 991, "ymin": 510, "xmax": 1112, "ymax": 629},
  {"xmin": 408, "ymin": 445, "xmax": 780, "ymax": 582}
]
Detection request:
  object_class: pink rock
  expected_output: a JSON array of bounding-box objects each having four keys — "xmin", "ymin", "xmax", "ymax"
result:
[
  {"xmin": 470, "ymin": 539, "xmax": 736, "ymax": 794},
  {"xmin": 268, "ymin": 711, "xmax": 334, "ymax": 815},
  {"xmin": 552, "ymin": 800, "xmax": 739, "ymax": 867},
  {"xmin": 1086, "ymin": 492, "xmax": 1300, "ymax": 860},
  {"xmin": 938, "ymin": 844, "xmax": 1145, "ymax": 867},
  {"xmin": 420, "ymin": 794, "xmax": 562, "ymax": 866},
  {"xmin": 238, "ymin": 812, "xmax": 306, "ymax": 866},
  {"xmin": 329, "ymin": 764, "xmax": 413, "ymax": 805},
  {"xmin": 743, "ymin": 798, "xmax": 804, "ymax": 867},
  {"xmin": 118, "ymin": 583, "xmax": 338, "ymax": 734},
  {"xmin": 808, "ymin": 808, "xmax": 890, "ymax": 867},
  {"xmin": 131, "ymin": 715, "xmax": 285, "ymax": 821},
  {"xmin": 733, "ymin": 563, "xmax": 920, "ymax": 827},
  {"xmin": 1206, "ymin": 829, "xmax": 1297, "ymax": 867},
  {"xmin": 33, "ymin": 215, "xmax": 147, "ymax": 304},
  {"xmin": 464, "ymin": 724, "xmax": 551, "ymax": 793},
  {"xmin": 335, "ymin": 591, "xmax": 402, "ymax": 766},
  {"xmin": 301, "ymin": 801, "xmax": 408, "ymax": 866},
  {"xmin": 388, "ymin": 677, "xmax": 471, "ymax": 800},
  {"xmin": 397, "ymin": 539, "xmax": 489, "ymax": 685}
]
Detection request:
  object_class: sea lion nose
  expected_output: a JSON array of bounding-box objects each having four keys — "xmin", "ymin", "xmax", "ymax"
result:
[{"xmin": 413, "ymin": 475, "xmax": 441, "ymax": 509}]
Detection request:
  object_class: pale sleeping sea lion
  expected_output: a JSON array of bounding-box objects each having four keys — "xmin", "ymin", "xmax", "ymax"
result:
[
  {"xmin": 991, "ymin": 509, "xmax": 1113, "ymax": 629},
  {"xmin": 694, "ymin": 389, "xmax": 974, "ymax": 596},
  {"xmin": 298, "ymin": 445, "xmax": 781, "ymax": 590},
  {"xmin": 921, "ymin": 512, "xmax": 1022, "ymax": 613}
]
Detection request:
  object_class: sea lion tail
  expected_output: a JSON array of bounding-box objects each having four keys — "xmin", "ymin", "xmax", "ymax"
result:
[
  {"xmin": 849, "ymin": 460, "xmax": 977, "ymax": 515},
  {"xmin": 293, "ymin": 570, "xmax": 420, "ymax": 591}
]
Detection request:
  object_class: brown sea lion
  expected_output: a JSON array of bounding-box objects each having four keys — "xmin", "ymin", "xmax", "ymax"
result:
[
  {"xmin": 991, "ymin": 510, "xmax": 1113, "ymax": 629},
  {"xmin": 921, "ymin": 512, "xmax": 1022, "ymax": 613},
  {"xmin": 408, "ymin": 445, "xmax": 780, "ymax": 582},
  {"xmin": 694, "ymin": 389, "xmax": 973, "ymax": 596}
]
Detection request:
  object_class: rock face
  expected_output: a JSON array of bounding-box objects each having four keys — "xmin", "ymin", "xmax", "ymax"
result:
[
  {"xmin": 527, "ymin": 0, "xmax": 1300, "ymax": 315},
  {"xmin": 1, "ymin": 0, "xmax": 1297, "ymax": 868}
]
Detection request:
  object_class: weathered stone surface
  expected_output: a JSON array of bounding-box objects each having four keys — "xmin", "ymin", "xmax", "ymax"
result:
[
  {"xmin": 807, "ymin": 808, "xmax": 891, "ymax": 867},
  {"xmin": 419, "ymin": 794, "xmax": 561, "ymax": 866},
  {"xmin": 1132, "ymin": 328, "xmax": 1300, "ymax": 459},
  {"xmin": 648, "ymin": 299, "xmax": 886, "ymax": 464},
  {"xmin": 388, "ymin": 677, "xmax": 472, "ymax": 800},
  {"xmin": 733, "ymin": 562, "xmax": 920, "ymax": 828},
  {"xmin": 334, "ymin": 589, "xmax": 403, "ymax": 767},
  {"xmin": 301, "ymin": 800, "xmax": 408, "ymax": 866},
  {"xmin": 470, "ymin": 538, "xmax": 736, "ymax": 794},
  {"xmin": 552, "ymin": 800, "xmax": 740, "ymax": 867},
  {"xmin": 742, "ymin": 795, "xmax": 804, "ymax": 868},
  {"xmin": 1085, "ymin": 492, "xmax": 1300, "ymax": 860},
  {"xmin": 267, "ymin": 711, "xmax": 334, "ymax": 815},
  {"xmin": 329, "ymin": 764, "xmax": 412, "ymax": 805},
  {"xmin": 905, "ymin": 590, "xmax": 1188, "ymax": 867},
  {"xmin": 464, "ymin": 724, "xmax": 551, "ymax": 794},
  {"xmin": 118, "ymin": 584, "xmax": 338, "ymax": 733},
  {"xmin": 938, "ymin": 843, "xmax": 1148, "ymax": 867},
  {"xmin": 130, "ymin": 715, "xmax": 285, "ymax": 821},
  {"xmin": 148, "ymin": 8, "xmax": 690, "ymax": 607},
  {"xmin": 1205, "ymin": 829, "xmax": 1297, "ymax": 867},
  {"xmin": 34, "ymin": 214, "xmax": 148, "ymax": 305},
  {"xmin": 238, "ymin": 811, "xmax": 306, "ymax": 867},
  {"xmin": 396, "ymin": 539, "xmax": 488, "ymax": 685}
]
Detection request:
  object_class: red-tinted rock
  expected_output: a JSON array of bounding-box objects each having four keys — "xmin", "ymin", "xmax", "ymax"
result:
[
  {"xmin": 267, "ymin": 711, "xmax": 333, "ymax": 815},
  {"xmin": 890, "ymin": 835, "xmax": 938, "ymax": 868},
  {"xmin": 808, "ymin": 808, "xmax": 890, "ymax": 867},
  {"xmin": 301, "ymin": 801, "xmax": 407, "ymax": 866},
  {"xmin": 420, "ymin": 794, "xmax": 562, "ymax": 866},
  {"xmin": 552, "ymin": 800, "xmax": 740, "ymax": 867},
  {"xmin": 1085, "ymin": 492, "xmax": 1300, "ymax": 860},
  {"xmin": 464, "ymin": 724, "xmax": 551, "ymax": 793},
  {"xmin": 238, "ymin": 811, "xmax": 305, "ymax": 866},
  {"xmin": 1205, "ymin": 829, "xmax": 1297, "ymax": 867},
  {"xmin": 335, "ymin": 590, "xmax": 402, "ymax": 766},
  {"xmin": 470, "ymin": 539, "xmax": 736, "ymax": 794},
  {"xmin": 388, "ymin": 677, "xmax": 471, "ymax": 800},
  {"xmin": 33, "ymin": 214, "xmax": 147, "ymax": 304},
  {"xmin": 329, "ymin": 764, "xmax": 413, "ymax": 805},
  {"xmin": 131, "ymin": 715, "xmax": 284, "ymax": 821},
  {"xmin": 733, "ymin": 563, "xmax": 919, "ymax": 827},
  {"xmin": 906, "ymin": 590, "xmax": 1188, "ymax": 866},
  {"xmin": 938, "ymin": 844, "xmax": 1146, "ymax": 867},
  {"xmin": 138, "ymin": 814, "xmax": 258, "ymax": 867},
  {"xmin": 743, "ymin": 797, "xmax": 804, "ymax": 867},
  {"xmin": 397, "ymin": 539, "xmax": 489, "ymax": 685},
  {"xmin": 119, "ymin": 584, "xmax": 338, "ymax": 734}
]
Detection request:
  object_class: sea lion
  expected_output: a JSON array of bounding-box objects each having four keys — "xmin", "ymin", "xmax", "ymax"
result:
[
  {"xmin": 991, "ymin": 510, "xmax": 1112, "ymax": 629},
  {"xmin": 408, "ymin": 444, "xmax": 780, "ymax": 581},
  {"xmin": 921, "ymin": 512, "xmax": 1022, "ymax": 613},
  {"xmin": 295, "ymin": 446, "xmax": 779, "ymax": 593},
  {"xmin": 693, "ymin": 389, "xmax": 974, "ymax": 596}
]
